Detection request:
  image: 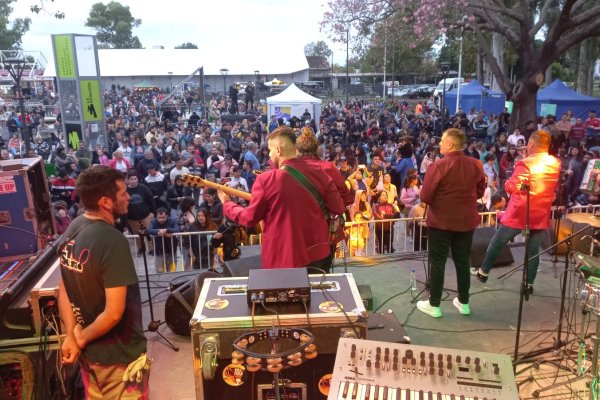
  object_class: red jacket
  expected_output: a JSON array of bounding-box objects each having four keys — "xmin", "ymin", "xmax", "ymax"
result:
[
  {"xmin": 420, "ymin": 151, "xmax": 486, "ymax": 232},
  {"xmin": 500, "ymin": 152, "xmax": 560, "ymax": 230},
  {"xmin": 300, "ymin": 156, "xmax": 354, "ymax": 207},
  {"xmin": 223, "ymin": 158, "xmax": 345, "ymax": 268}
]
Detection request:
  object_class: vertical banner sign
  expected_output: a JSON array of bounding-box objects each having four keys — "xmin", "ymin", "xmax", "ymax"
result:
[
  {"xmin": 52, "ymin": 34, "xmax": 106, "ymax": 149},
  {"xmin": 53, "ymin": 35, "xmax": 76, "ymax": 79},
  {"xmin": 81, "ymin": 80, "xmax": 102, "ymax": 121}
]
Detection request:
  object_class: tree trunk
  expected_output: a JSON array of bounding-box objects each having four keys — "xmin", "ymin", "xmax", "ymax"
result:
[
  {"xmin": 491, "ymin": 33, "xmax": 505, "ymax": 92},
  {"xmin": 577, "ymin": 40, "xmax": 589, "ymax": 92},
  {"xmin": 587, "ymin": 64, "xmax": 595, "ymax": 95},
  {"xmin": 477, "ymin": 48, "xmax": 484, "ymax": 83},
  {"xmin": 509, "ymin": 78, "xmax": 539, "ymax": 133},
  {"xmin": 545, "ymin": 65, "xmax": 552, "ymax": 85}
]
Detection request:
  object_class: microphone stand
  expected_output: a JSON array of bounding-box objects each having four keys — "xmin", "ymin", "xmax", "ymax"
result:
[
  {"xmin": 512, "ymin": 182, "xmax": 531, "ymax": 373},
  {"xmin": 138, "ymin": 222, "xmax": 179, "ymax": 352}
]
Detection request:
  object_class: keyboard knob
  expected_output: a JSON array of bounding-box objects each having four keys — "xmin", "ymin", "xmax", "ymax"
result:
[
  {"xmin": 456, "ymin": 355, "xmax": 461, "ymax": 363},
  {"xmin": 393, "ymin": 362, "xmax": 398, "ymax": 371},
  {"xmin": 377, "ymin": 346, "xmax": 381, "ymax": 354},
  {"xmin": 475, "ymin": 364, "xmax": 481, "ymax": 373},
  {"xmin": 376, "ymin": 354, "xmax": 381, "ymax": 362},
  {"xmin": 466, "ymin": 356, "xmax": 471, "ymax": 364},
  {"xmin": 367, "ymin": 359, "xmax": 372, "ymax": 368},
  {"xmin": 447, "ymin": 354, "xmax": 452, "ymax": 362},
  {"xmin": 429, "ymin": 360, "xmax": 435, "ymax": 368},
  {"xmin": 447, "ymin": 362, "xmax": 453, "ymax": 370},
  {"xmin": 420, "ymin": 351, "xmax": 426, "ymax": 359},
  {"xmin": 494, "ymin": 365, "xmax": 500, "ymax": 375},
  {"xmin": 429, "ymin": 352, "xmax": 434, "ymax": 360},
  {"xmin": 411, "ymin": 358, "xmax": 416, "ymax": 366},
  {"xmin": 385, "ymin": 354, "xmax": 390, "ymax": 363},
  {"xmin": 420, "ymin": 358, "xmax": 425, "ymax": 366},
  {"xmin": 402, "ymin": 357, "xmax": 407, "ymax": 365},
  {"xmin": 351, "ymin": 344, "xmax": 357, "ymax": 352},
  {"xmin": 375, "ymin": 360, "xmax": 380, "ymax": 369},
  {"xmin": 406, "ymin": 350, "xmax": 413, "ymax": 358},
  {"xmin": 429, "ymin": 367, "xmax": 435, "ymax": 375},
  {"xmin": 394, "ymin": 349, "xmax": 399, "ymax": 356},
  {"xmin": 475, "ymin": 357, "xmax": 480, "ymax": 365},
  {"xmin": 438, "ymin": 353, "xmax": 443, "ymax": 361},
  {"xmin": 438, "ymin": 368, "xmax": 444, "ymax": 376},
  {"xmin": 385, "ymin": 348, "xmax": 390, "ymax": 355}
]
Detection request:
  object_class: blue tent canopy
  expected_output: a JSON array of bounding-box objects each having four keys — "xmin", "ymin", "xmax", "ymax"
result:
[
  {"xmin": 445, "ymin": 80, "xmax": 506, "ymax": 115},
  {"xmin": 537, "ymin": 79, "xmax": 600, "ymax": 119}
]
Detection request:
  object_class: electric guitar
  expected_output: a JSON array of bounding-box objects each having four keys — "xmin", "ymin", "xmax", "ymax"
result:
[{"xmin": 181, "ymin": 174, "xmax": 252, "ymax": 201}]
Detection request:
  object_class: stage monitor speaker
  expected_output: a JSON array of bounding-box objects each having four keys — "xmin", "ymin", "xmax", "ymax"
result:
[
  {"xmin": 222, "ymin": 254, "xmax": 262, "ymax": 277},
  {"xmin": 165, "ymin": 271, "xmax": 220, "ymax": 336},
  {"xmin": 468, "ymin": 227, "xmax": 514, "ymax": 269},
  {"xmin": 542, "ymin": 219, "xmax": 592, "ymax": 256}
]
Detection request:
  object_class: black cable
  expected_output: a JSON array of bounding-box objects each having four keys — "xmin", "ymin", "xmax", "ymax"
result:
[{"xmin": 260, "ymin": 300, "xmax": 282, "ymax": 329}]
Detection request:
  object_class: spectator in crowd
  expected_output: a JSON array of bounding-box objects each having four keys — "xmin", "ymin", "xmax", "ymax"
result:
[
  {"xmin": 507, "ymin": 128, "xmax": 526, "ymax": 146},
  {"xmin": 483, "ymin": 153, "xmax": 499, "ymax": 188},
  {"xmin": 126, "ymin": 170, "xmax": 155, "ymax": 255},
  {"xmin": 372, "ymin": 191, "xmax": 401, "ymax": 254},
  {"xmin": 108, "ymin": 150, "xmax": 131, "ymax": 173},
  {"xmin": 51, "ymin": 168, "xmax": 77, "ymax": 206},
  {"xmin": 148, "ymin": 207, "xmax": 179, "ymax": 273},
  {"xmin": 166, "ymin": 174, "xmax": 193, "ymax": 218},
  {"xmin": 144, "ymin": 165, "xmax": 168, "ymax": 210},
  {"xmin": 189, "ymin": 208, "xmax": 218, "ymax": 270},
  {"xmin": 400, "ymin": 174, "xmax": 421, "ymax": 216},
  {"xmin": 570, "ymin": 118, "xmax": 586, "ymax": 148},
  {"xmin": 241, "ymin": 161, "xmax": 257, "ymax": 192},
  {"xmin": 199, "ymin": 188, "xmax": 223, "ymax": 226},
  {"xmin": 53, "ymin": 201, "xmax": 72, "ymax": 234},
  {"xmin": 176, "ymin": 197, "xmax": 196, "ymax": 270},
  {"xmin": 227, "ymin": 165, "xmax": 249, "ymax": 192},
  {"xmin": 136, "ymin": 149, "xmax": 160, "ymax": 178},
  {"xmin": 169, "ymin": 156, "xmax": 190, "ymax": 183},
  {"xmin": 244, "ymin": 141, "xmax": 261, "ymax": 170}
]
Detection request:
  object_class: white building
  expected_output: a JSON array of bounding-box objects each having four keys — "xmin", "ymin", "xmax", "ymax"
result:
[{"xmin": 43, "ymin": 48, "xmax": 309, "ymax": 93}]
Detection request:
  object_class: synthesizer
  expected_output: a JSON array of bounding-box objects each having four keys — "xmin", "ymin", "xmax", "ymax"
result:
[{"xmin": 328, "ymin": 338, "xmax": 518, "ymax": 400}]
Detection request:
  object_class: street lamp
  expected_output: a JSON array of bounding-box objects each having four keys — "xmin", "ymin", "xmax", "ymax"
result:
[
  {"xmin": 168, "ymin": 71, "xmax": 173, "ymax": 91},
  {"xmin": 3, "ymin": 56, "xmax": 30, "ymax": 155},
  {"xmin": 440, "ymin": 61, "xmax": 451, "ymax": 134},
  {"xmin": 254, "ymin": 70, "xmax": 260, "ymax": 102},
  {"xmin": 456, "ymin": 15, "xmax": 468, "ymax": 114},
  {"xmin": 220, "ymin": 68, "xmax": 229, "ymax": 97}
]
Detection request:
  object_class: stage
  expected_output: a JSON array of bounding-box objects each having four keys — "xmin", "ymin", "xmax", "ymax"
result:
[{"xmin": 141, "ymin": 245, "xmax": 590, "ymax": 399}]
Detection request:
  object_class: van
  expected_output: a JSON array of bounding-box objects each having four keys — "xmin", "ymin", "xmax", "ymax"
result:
[{"xmin": 433, "ymin": 78, "xmax": 465, "ymax": 98}]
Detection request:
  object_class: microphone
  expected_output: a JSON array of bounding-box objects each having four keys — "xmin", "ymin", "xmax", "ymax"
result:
[{"xmin": 520, "ymin": 180, "xmax": 531, "ymax": 192}]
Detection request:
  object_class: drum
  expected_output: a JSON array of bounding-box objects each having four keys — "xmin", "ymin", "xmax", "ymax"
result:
[{"xmin": 572, "ymin": 251, "xmax": 600, "ymax": 279}]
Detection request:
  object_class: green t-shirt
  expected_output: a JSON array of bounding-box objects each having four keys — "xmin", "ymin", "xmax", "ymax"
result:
[{"xmin": 60, "ymin": 216, "xmax": 146, "ymax": 365}]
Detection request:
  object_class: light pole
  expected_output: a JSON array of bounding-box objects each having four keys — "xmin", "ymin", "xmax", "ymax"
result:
[
  {"xmin": 346, "ymin": 29, "xmax": 349, "ymax": 105},
  {"xmin": 440, "ymin": 61, "xmax": 451, "ymax": 134},
  {"xmin": 220, "ymin": 68, "xmax": 229, "ymax": 97},
  {"xmin": 3, "ymin": 57, "xmax": 30, "ymax": 155},
  {"xmin": 168, "ymin": 71, "xmax": 173, "ymax": 91}
]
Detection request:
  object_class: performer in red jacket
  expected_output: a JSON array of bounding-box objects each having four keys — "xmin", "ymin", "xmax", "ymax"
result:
[
  {"xmin": 220, "ymin": 127, "xmax": 345, "ymax": 270},
  {"xmin": 473, "ymin": 130, "xmax": 561, "ymax": 293},
  {"xmin": 417, "ymin": 128, "xmax": 486, "ymax": 318}
]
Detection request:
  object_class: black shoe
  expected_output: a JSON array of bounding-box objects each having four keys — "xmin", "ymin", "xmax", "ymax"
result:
[
  {"xmin": 527, "ymin": 284, "xmax": 534, "ymax": 295},
  {"xmin": 476, "ymin": 271, "xmax": 488, "ymax": 283},
  {"xmin": 136, "ymin": 250, "xmax": 143, "ymax": 256}
]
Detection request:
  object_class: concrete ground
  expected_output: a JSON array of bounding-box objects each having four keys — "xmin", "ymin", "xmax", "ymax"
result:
[{"xmin": 140, "ymin": 245, "xmax": 595, "ymax": 399}]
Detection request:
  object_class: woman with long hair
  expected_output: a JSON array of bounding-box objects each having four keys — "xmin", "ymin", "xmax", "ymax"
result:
[
  {"xmin": 499, "ymin": 144, "xmax": 518, "ymax": 190},
  {"xmin": 400, "ymin": 174, "xmax": 421, "ymax": 216},
  {"xmin": 349, "ymin": 189, "xmax": 372, "ymax": 256},
  {"xmin": 372, "ymin": 191, "xmax": 401, "ymax": 254},
  {"xmin": 189, "ymin": 208, "xmax": 218, "ymax": 269}
]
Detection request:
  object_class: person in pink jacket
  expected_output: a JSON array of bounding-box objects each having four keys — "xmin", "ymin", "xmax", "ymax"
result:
[{"xmin": 473, "ymin": 130, "xmax": 561, "ymax": 293}]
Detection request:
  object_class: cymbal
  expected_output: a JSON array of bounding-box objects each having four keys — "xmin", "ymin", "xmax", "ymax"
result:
[{"xmin": 567, "ymin": 213, "xmax": 600, "ymax": 227}]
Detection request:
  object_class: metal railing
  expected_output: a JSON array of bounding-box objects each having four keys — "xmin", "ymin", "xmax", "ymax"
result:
[{"xmin": 125, "ymin": 230, "xmax": 217, "ymax": 275}]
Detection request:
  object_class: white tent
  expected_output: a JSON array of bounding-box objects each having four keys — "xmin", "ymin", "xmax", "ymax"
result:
[{"xmin": 266, "ymin": 83, "xmax": 322, "ymax": 124}]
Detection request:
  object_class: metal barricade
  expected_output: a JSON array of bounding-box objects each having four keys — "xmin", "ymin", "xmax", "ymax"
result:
[{"xmin": 125, "ymin": 231, "xmax": 217, "ymax": 275}]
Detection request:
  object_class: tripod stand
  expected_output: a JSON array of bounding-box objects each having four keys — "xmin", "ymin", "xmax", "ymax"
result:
[{"xmin": 138, "ymin": 224, "xmax": 179, "ymax": 352}]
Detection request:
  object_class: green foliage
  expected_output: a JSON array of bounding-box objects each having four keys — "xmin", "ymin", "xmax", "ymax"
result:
[
  {"xmin": 85, "ymin": 1, "xmax": 142, "ymax": 49},
  {"xmin": 304, "ymin": 41, "xmax": 333, "ymax": 58},
  {"xmin": 175, "ymin": 42, "xmax": 198, "ymax": 49},
  {"xmin": 30, "ymin": 0, "xmax": 64, "ymax": 19},
  {"xmin": 0, "ymin": 0, "xmax": 31, "ymax": 49},
  {"xmin": 551, "ymin": 61, "xmax": 574, "ymax": 82}
]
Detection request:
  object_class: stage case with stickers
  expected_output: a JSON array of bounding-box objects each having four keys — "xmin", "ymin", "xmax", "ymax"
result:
[
  {"xmin": 191, "ymin": 272, "xmax": 367, "ymax": 400},
  {"xmin": 0, "ymin": 157, "xmax": 55, "ymax": 259}
]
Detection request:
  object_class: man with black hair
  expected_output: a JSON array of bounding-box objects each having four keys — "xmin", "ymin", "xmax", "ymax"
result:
[
  {"xmin": 126, "ymin": 171, "xmax": 155, "ymax": 255},
  {"xmin": 58, "ymin": 166, "xmax": 149, "ymax": 398},
  {"xmin": 148, "ymin": 207, "xmax": 180, "ymax": 273}
]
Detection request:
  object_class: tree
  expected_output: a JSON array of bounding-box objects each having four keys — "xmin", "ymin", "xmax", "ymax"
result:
[
  {"xmin": 0, "ymin": 0, "xmax": 31, "ymax": 49},
  {"xmin": 304, "ymin": 41, "xmax": 333, "ymax": 58},
  {"xmin": 85, "ymin": 1, "xmax": 142, "ymax": 49},
  {"xmin": 30, "ymin": 0, "xmax": 64, "ymax": 19},
  {"xmin": 175, "ymin": 42, "xmax": 198, "ymax": 49},
  {"xmin": 322, "ymin": 0, "xmax": 600, "ymax": 130}
]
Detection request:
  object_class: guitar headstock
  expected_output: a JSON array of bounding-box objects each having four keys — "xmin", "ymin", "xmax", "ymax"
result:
[{"xmin": 181, "ymin": 173, "xmax": 206, "ymax": 189}]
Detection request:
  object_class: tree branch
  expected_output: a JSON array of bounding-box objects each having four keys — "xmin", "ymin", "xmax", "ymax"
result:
[
  {"xmin": 570, "ymin": 5, "xmax": 600, "ymax": 27},
  {"xmin": 530, "ymin": 0, "xmax": 555, "ymax": 37},
  {"xmin": 554, "ymin": 18, "xmax": 600, "ymax": 57},
  {"xmin": 468, "ymin": 7, "xmax": 521, "ymax": 47},
  {"xmin": 468, "ymin": 0, "xmax": 523, "ymax": 23},
  {"xmin": 471, "ymin": 24, "xmax": 512, "ymax": 93}
]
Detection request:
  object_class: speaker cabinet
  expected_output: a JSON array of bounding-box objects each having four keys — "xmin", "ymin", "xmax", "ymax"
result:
[
  {"xmin": 165, "ymin": 271, "xmax": 220, "ymax": 336},
  {"xmin": 469, "ymin": 227, "xmax": 514, "ymax": 269},
  {"xmin": 222, "ymin": 254, "xmax": 262, "ymax": 277},
  {"xmin": 543, "ymin": 219, "xmax": 592, "ymax": 256}
]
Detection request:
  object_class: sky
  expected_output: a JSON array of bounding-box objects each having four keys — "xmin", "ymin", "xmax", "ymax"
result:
[{"xmin": 12, "ymin": 0, "xmax": 348, "ymax": 65}]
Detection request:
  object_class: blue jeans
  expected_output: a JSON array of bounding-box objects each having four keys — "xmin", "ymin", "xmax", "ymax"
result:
[{"xmin": 480, "ymin": 224, "xmax": 544, "ymax": 284}]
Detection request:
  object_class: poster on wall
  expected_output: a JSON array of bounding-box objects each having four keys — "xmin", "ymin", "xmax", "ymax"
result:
[
  {"xmin": 540, "ymin": 103, "xmax": 557, "ymax": 117},
  {"xmin": 65, "ymin": 123, "xmax": 82, "ymax": 149},
  {"xmin": 273, "ymin": 106, "xmax": 291, "ymax": 122}
]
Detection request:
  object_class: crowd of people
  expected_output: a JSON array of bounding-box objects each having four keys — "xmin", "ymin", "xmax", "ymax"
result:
[{"xmin": 3, "ymin": 83, "xmax": 600, "ymax": 265}]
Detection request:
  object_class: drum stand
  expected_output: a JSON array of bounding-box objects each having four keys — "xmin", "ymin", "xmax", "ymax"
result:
[{"xmin": 529, "ymin": 301, "xmax": 600, "ymax": 399}]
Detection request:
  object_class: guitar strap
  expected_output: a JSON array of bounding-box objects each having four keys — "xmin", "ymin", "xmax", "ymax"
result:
[{"xmin": 280, "ymin": 165, "xmax": 327, "ymax": 218}]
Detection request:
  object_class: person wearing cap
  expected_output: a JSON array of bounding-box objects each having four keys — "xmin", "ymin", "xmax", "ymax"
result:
[{"xmin": 338, "ymin": 156, "xmax": 352, "ymax": 179}]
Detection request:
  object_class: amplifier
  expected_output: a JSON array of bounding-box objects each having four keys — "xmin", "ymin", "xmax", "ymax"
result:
[
  {"xmin": 328, "ymin": 338, "xmax": 519, "ymax": 399},
  {"xmin": 191, "ymin": 273, "xmax": 367, "ymax": 400},
  {"xmin": 247, "ymin": 267, "xmax": 310, "ymax": 305}
]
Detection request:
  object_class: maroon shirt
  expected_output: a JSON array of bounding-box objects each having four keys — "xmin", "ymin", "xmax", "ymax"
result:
[
  {"xmin": 223, "ymin": 158, "xmax": 345, "ymax": 268},
  {"xmin": 300, "ymin": 156, "xmax": 354, "ymax": 207},
  {"xmin": 420, "ymin": 151, "xmax": 486, "ymax": 232}
]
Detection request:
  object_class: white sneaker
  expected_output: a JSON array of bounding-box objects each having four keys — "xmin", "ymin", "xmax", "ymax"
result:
[
  {"xmin": 417, "ymin": 300, "xmax": 442, "ymax": 318},
  {"xmin": 452, "ymin": 297, "xmax": 471, "ymax": 315},
  {"xmin": 470, "ymin": 267, "xmax": 479, "ymax": 276}
]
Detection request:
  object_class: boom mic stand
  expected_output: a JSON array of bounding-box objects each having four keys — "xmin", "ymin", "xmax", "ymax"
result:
[{"xmin": 138, "ymin": 222, "xmax": 179, "ymax": 352}]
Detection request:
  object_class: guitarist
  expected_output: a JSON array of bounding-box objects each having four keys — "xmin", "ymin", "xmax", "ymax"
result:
[{"xmin": 219, "ymin": 126, "xmax": 345, "ymax": 271}]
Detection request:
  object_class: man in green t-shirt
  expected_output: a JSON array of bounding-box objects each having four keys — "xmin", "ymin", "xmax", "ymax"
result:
[{"xmin": 58, "ymin": 165, "xmax": 149, "ymax": 399}]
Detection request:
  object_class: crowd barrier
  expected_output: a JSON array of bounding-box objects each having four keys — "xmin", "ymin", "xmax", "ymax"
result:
[
  {"xmin": 125, "ymin": 230, "xmax": 217, "ymax": 275},
  {"xmin": 123, "ymin": 205, "xmax": 600, "ymax": 273}
]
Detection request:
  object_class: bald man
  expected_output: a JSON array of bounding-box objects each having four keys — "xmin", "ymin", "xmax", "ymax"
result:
[
  {"xmin": 473, "ymin": 130, "xmax": 561, "ymax": 294},
  {"xmin": 220, "ymin": 127, "xmax": 345, "ymax": 270}
]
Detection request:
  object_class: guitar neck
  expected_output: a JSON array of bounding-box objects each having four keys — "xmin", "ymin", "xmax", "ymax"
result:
[{"xmin": 182, "ymin": 174, "xmax": 252, "ymax": 201}]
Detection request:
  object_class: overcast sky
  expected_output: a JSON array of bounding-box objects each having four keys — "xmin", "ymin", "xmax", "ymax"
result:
[{"xmin": 13, "ymin": 0, "xmax": 348, "ymax": 65}]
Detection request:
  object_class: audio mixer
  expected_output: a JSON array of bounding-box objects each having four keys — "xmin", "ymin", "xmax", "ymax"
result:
[{"xmin": 328, "ymin": 338, "xmax": 518, "ymax": 400}]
